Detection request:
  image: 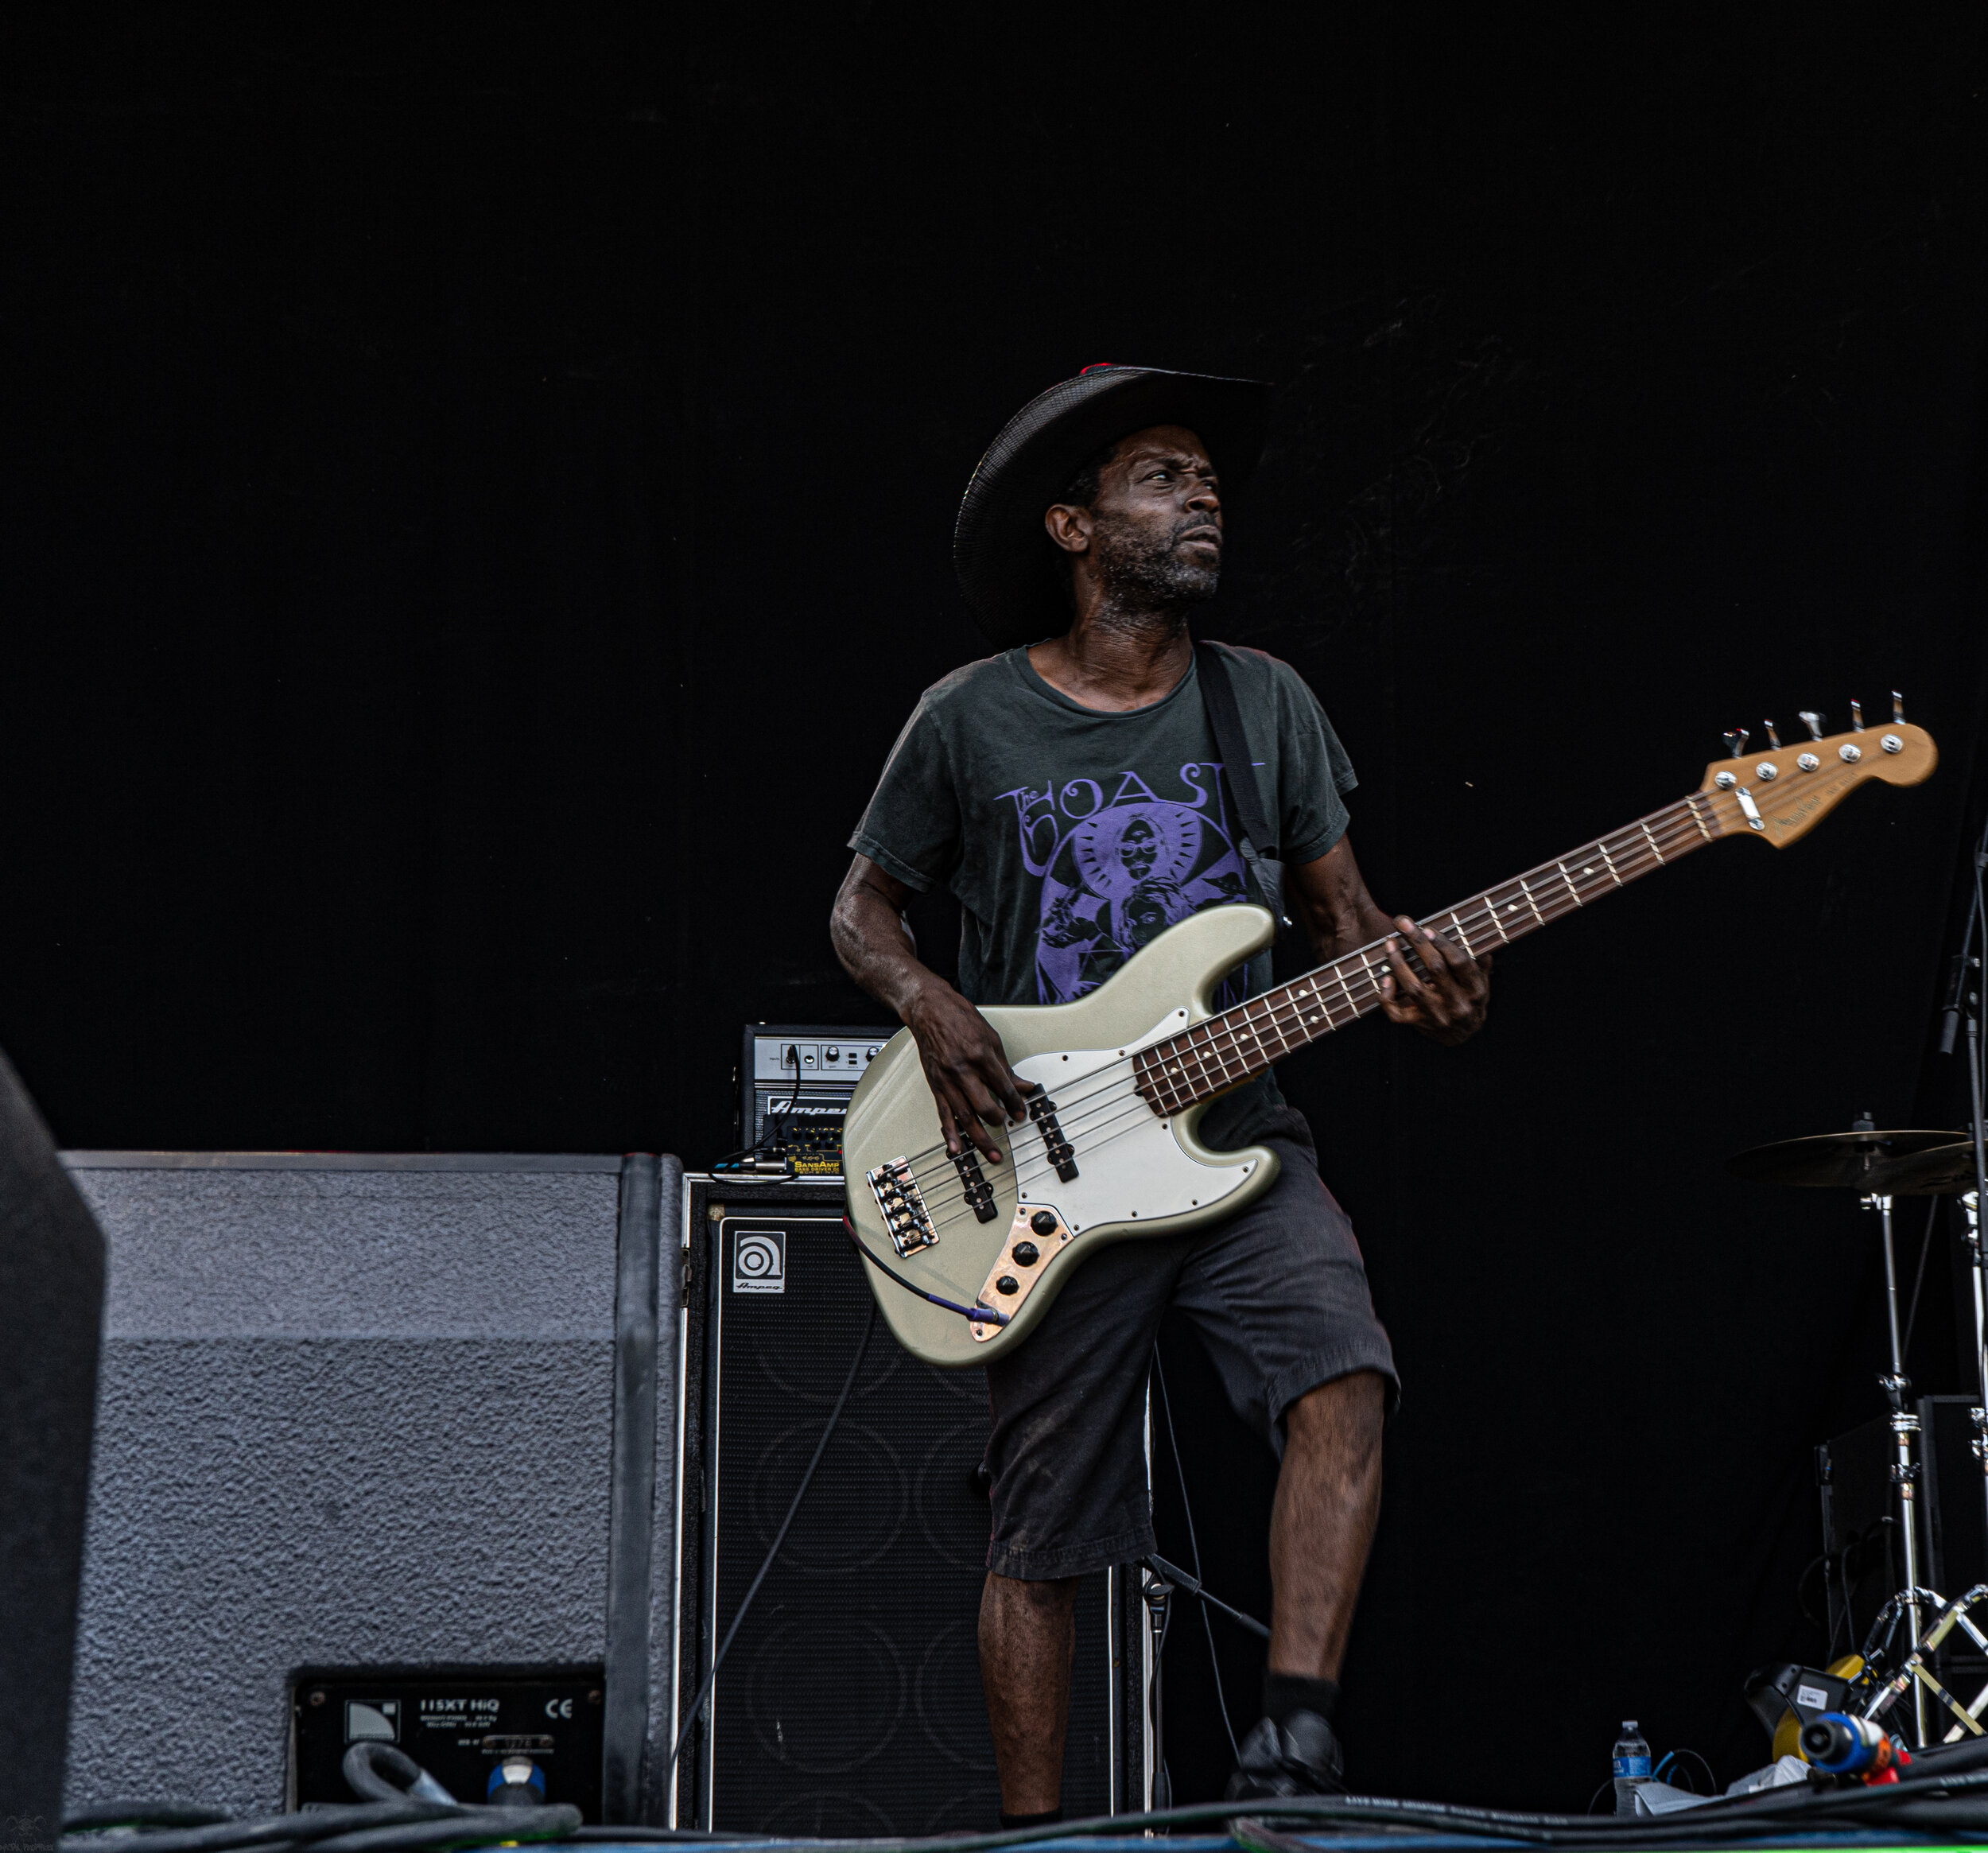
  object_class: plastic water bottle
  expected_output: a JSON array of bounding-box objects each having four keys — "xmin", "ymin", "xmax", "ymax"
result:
[{"xmin": 1613, "ymin": 1720, "xmax": 1652, "ymax": 1815}]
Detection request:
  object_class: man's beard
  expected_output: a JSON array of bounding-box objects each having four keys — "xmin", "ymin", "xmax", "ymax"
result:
[{"xmin": 1089, "ymin": 509, "xmax": 1221, "ymax": 609}]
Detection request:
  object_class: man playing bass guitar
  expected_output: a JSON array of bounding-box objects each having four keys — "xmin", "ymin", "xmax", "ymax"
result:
[{"xmin": 830, "ymin": 365, "xmax": 1490, "ymax": 1815}]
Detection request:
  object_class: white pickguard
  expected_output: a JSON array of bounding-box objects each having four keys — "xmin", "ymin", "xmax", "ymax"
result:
[{"xmin": 1009, "ymin": 1008, "xmax": 1261, "ymax": 1233}]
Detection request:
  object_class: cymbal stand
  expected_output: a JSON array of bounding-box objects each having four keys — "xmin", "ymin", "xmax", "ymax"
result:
[
  {"xmin": 1860, "ymin": 1583, "xmax": 1988, "ymax": 1742},
  {"xmin": 1966, "ymin": 999, "xmax": 1988, "ymax": 1561},
  {"xmin": 1960, "ymin": 1181, "xmax": 1988, "ymax": 1569},
  {"xmin": 1940, "ymin": 812, "xmax": 1988, "ymax": 1586},
  {"xmin": 1867, "ymin": 1186, "xmax": 1932, "ymax": 1746}
]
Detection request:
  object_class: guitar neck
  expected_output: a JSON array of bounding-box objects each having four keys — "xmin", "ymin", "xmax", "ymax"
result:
[{"xmin": 1135, "ymin": 787, "xmax": 1734, "ymax": 1114}]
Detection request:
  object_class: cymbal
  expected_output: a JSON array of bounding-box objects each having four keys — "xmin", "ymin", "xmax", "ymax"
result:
[
  {"xmin": 1870, "ymin": 1140, "xmax": 1988, "ymax": 1197},
  {"xmin": 1726, "ymin": 1130, "xmax": 1964, "ymax": 1190}
]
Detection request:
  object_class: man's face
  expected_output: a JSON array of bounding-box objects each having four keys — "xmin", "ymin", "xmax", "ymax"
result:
[{"xmin": 1057, "ymin": 424, "xmax": 1223, "ymax": 605}]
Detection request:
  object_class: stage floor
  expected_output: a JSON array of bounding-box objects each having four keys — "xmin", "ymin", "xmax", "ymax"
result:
[{"xmin": 576, "ymin": 1836, "xmax": 1976, "ymax": 1852}]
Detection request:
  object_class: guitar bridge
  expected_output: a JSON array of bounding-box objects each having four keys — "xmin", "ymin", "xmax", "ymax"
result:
[
  {"xmin": 1028, "ymin": 1094, "xmax": 1078, "ymax": 1183},
  {"xmin": 952, "ymin": 1148, "xmax": 999, "ymax": 1223},
  {"xmin": 866, "ymin": 1156, "xmax": 938, "ymax": 1256}
]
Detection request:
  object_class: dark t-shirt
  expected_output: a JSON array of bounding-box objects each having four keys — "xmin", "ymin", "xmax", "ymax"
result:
[{"xmin": 849, "ymin": 642, "xmax": 1357, "ymax": 1149}]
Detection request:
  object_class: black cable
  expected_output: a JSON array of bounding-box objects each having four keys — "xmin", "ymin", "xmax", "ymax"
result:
[
  {"xmin": 434, "ymin": 1768, "xmax": 1988, "ymax": 1851},
  {"xmin": 76, "ymin": 1773, "xmax": 1988, "ymax": 1853},
  {"xmin": 843, "ymin": 1216, "xmax": 1007, "ymax": 1324},
  {"xmin": 565, "ymin": 1832, "xmax": 740, "ymax": 1843},
  {"xmin": 1667, "ymin": 1749, "xmax": 1716, "ymax": 1796},
  {"xmin": 710, "ymin": 1045, "xmax": 806, "ymax": 1173},
  {"xmin": 64, "ymin": 1808, "xmax": 233, "ymax": 1832},
  {"xmin": 669, "ymin": 1299, "xmax": 877, "ymax": 1773},
  {"xmin": 1652, "ymin": 1749, "xmax": 1714, "ymax": 1797},
  {"xmin": 60, "ymin": 1803, "xmax": 453, "ymax": 1853},
  {"xmin": 1151, "ymin": 1346, "xmax": 1239, "ymax": 1762},
  {"xmin": 308, "ymin": 1812, "xmax": 580, "ymax": 1853},
  {"xmin": 58, "ymin": 1801, "xmax": 579, "ymax": 1853}
]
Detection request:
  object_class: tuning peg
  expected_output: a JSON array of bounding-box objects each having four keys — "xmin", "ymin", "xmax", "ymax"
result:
[
  {"xmin": 1851, "ymin": 700, "xmax": 1865, "ymax": 732},
  {"xmin": 1798, "ymin": 710, "xmax": 1825, "ymax": 740},
  {"xmin": 1764, "ymin": 719, "xmax": 1781, "ymax": 749},
  {"xmin": 1893, "ymin": 690, "xmax": 1905, "ymax": 723},
  {"xmin": 1723, "ymin": 728, "xmax": 1749, "ymax": 758}
]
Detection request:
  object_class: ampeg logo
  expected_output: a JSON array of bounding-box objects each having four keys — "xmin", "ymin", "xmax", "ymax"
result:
[{"xmin": 732, "ymin": 1229, "xmax": 786, "ymax": 1294}]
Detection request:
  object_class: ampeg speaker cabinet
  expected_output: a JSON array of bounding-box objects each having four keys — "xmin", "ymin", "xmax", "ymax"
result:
[
  {"xmin": 675, "ymin": 1177, "xmax": 1142, "ymax": 1833},
  {"xmin": 61, "ymin": 1152, "xmax": 685, "ymax": 1824}
]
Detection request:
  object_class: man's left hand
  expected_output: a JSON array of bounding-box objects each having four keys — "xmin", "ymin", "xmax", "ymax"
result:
[{"xmin": 1377, "ymin": 917, "xmax": 1489, "ymax": 1044}]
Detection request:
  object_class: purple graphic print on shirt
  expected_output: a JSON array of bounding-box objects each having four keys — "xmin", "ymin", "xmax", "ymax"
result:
[{"xmin": 996, "ymin": 760, "xmax": 1252, "ymax": 1004}]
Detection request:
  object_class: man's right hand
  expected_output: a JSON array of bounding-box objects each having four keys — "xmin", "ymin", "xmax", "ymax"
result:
[
  {"xmin": 904, "ymin": 983, "xmax": 1032, "ymax": 1163},
  {"xmin": 829, "ymin": 852, "xmax": 1033, "ymax": 1164}
]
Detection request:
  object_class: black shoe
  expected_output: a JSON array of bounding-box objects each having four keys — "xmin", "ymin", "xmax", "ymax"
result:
[{"xmin": 1225, "ymin": 1710, "xmax": 1345, "ymax": 1800}]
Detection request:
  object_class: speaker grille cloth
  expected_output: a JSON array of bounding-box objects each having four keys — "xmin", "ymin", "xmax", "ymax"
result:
[{"xmin": 707, "ymin": 1216, "xmax": 1112, "ymax": 1834}]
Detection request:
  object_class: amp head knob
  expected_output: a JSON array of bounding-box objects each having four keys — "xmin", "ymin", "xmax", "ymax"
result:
[{"xmin": 1030, "ymin": 1210, "xmax": 1058, "ymax": 1236}]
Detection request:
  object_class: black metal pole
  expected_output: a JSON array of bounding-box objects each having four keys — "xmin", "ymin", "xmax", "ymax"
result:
[{"xmin": 1143, "ymin": 1570, "xmax": 1172, "ymax": 1817}]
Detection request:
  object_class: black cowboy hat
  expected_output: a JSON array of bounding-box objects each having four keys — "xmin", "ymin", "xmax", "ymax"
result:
[{"xmin": 953, "ymin": 363, "xmax": 1273, "ymax": 650}]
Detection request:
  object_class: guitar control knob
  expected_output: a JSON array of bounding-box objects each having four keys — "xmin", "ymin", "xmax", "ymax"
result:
[
  {"xmin": 1030, "ymin": 1210, "xmax": 1057, "ymax": 1236},
  {"xmin": 995, "ymin": 1275, "xmax": 1020, "ymax": 1296},
  {"xmin": 1011, "ymin": 1241, "xmax": 1040, "ymax": 1267}
]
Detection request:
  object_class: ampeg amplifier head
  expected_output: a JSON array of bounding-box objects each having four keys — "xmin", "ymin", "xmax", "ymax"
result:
[{"xmin": 736, "ymin": 1024, "xmax": 895, "ymax": 1177}]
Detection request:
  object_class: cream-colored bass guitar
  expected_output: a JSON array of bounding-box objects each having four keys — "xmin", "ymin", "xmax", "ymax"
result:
[{"xmin": 843, "ymin": 708, "xmax": 1936, "ymax": 1365}]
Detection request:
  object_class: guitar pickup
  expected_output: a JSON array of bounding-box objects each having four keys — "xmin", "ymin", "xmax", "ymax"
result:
[
  {"xmin": 866, "ymin": 1156, "xmax": 938, "ymax": 1256},
  {"xmin": 952, "ymin": 1148, "xmax": 999, "ymax": 1223},
  {"xmin": 1027, "ymin": 1094, "xmax": 1078, "ymax": 1183}
]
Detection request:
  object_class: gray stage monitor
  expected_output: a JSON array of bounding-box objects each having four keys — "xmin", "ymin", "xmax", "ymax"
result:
[{"xmin": 61, "ymin": 1151, "xmax": 683, "ymax": 1824}]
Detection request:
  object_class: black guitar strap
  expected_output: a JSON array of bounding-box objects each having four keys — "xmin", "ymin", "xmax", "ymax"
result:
[{"xmin": 1194, "ymin": 641, "xmax": 1287, "ymax": 926}]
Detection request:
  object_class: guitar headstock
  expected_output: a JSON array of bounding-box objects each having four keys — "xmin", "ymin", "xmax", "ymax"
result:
[{"xmin": 1699, "ymin": 700, "xmax": 1936, "ymax": 847}]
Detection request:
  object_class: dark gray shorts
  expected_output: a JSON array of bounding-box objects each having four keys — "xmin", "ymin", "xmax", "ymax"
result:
[{"xmin": 983, "ymin": 1135, "xmax": 1398, "ymax": 1580}]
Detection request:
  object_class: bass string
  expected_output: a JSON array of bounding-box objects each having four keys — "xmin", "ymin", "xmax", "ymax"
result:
[
  {"xmin": 903, "ymin": 802, "xmax": 1719, "ymax": 1228},
  {"xmin": 913, "ymin": 1090, "xmax": 1167, "ymax": 1242},
  {"xmin": 922, "ymin": 795, "xmax": 1710, "ymax": 1211},
  {"xmin": 1148, "ymin": 802, "xmax": 1716, "ymax": 1105},
  {"xmin": 879, "ymin": 798, "xmax": 1722, "ymax": 1222},
  {"xmin": 865, "ymin": 1049, "xmax": 1145, "ymax": 1179}
]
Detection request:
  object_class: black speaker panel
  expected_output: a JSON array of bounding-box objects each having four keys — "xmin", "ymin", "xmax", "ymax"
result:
[
  {"xmin": 677, "ymin": 1180, "xmax": 1137, "ymax": 1833},
  {"xmin": 0, "ymin": 1053, "xmax": 106, "ymax": 1836}
]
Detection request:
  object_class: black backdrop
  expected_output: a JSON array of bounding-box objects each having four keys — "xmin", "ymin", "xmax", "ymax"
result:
[{"xmin": 4, "ymin": 6, "xmax": 1986, "ymax": 1813}]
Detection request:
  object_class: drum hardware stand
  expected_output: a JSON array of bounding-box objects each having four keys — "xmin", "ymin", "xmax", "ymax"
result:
[
  {"xmin": 1866, "ymin": 1184, "xmax": 1936, "ymax": 1746},
  {"xmin": 1941, "ymin": 806, "xmax": 1988, "ymax": 1575},
  {"xmin": 1959, "ymin": 1189, "xmax": 1988, "ymax": 1568},
  {"xmin": 1964, "ymin": 993, "xmax": 1988, "ymax": 1563},
  {"xmin": 1861, "ymin": 1583, "xmax": 1988, "ymax": 1742}
]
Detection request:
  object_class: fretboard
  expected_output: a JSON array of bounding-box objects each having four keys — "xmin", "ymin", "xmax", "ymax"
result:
[{"xmin": 1133, "ymin": 788, "xmax": 1733, "ymax": 1116}]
